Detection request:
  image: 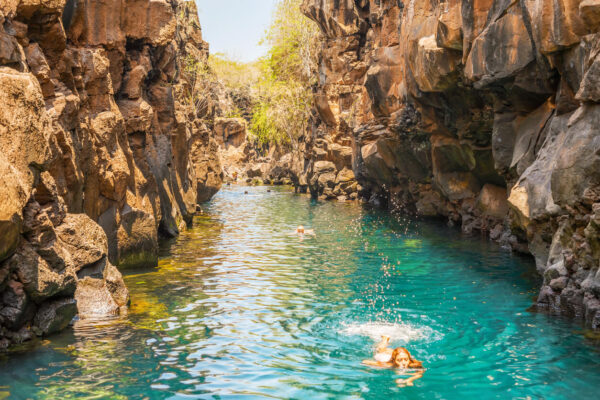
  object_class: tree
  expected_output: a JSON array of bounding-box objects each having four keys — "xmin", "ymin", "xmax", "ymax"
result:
[{"xmin": 250, "ymin": 0, "xmax": 320, "ymax": 147}]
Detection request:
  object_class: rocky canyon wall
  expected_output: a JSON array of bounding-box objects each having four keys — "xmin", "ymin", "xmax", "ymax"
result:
[
  {"xmin": 301, "ymin": 0, "xmax": 600, "ymax": 327},
  {"xmin": 0, "ymin": 0, "xmax": 222, "ymax": 348}
]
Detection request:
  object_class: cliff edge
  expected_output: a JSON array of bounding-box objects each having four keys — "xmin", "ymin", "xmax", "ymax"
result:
[
  {"xmin": 0, "ymin": 0, "xmax": 222, "ymax": 348},
  {"xmin": 301, "ymin": 0, "xmax": 600, "ymax": 327}
]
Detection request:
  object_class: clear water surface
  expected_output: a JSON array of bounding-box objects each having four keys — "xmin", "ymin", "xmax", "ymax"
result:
[{"xmin": 1, "ymin": 186, "xmax": 599, "ymax": 399}]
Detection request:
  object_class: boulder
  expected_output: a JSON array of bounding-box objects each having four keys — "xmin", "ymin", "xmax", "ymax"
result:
[
  {"xmin": 329, "ymin": 143, "xmax": 353, "ymax": 170},
  {"xmin": 364, "ymin": 46, "xmax": 404, "ymax": 116},
  {"xmin": 335, "ymin": 168, "xmax": 355, "ymax": 184},
  {"xmin": 313, "ymin": 161, "xmax": 336, "ymax": 175},
  {"xmin": 74, "ymin": 276, "xmax": 119, "ymax": 319},
  {"xmin": 317, "ymin": 172, "xmax": 337, "ymax": 190},
  {"xmin": 412, "ymin": 35, "xmax": 460, "ymax": 92},
  {"xmin": 55, "ymin": 213, "xmax": 108, "ymax": 270},
  {"xmin": 361, "ymin": 142, "xmax": 394, "ymax": 184},
  {"xmin": 118, "ymin": 98, "xmax": 154, "ymax": 133},
  {"xmin": 103, "ymin": 262, "xmax": 129, "ymax": 308},
  {"xmin": 122, "ymin": 65, "xmax": 148, "ymax": 100},
  {"xmin": 525, "ymin": 0, "xmax": 586, "ymax": 54},
  {"xmin": 10, "ymin": 236, "xmax": 77, "ymax": 304},
  {"xmin": 431, "ymin": 136, "xmax": 475, "ymax": 173},
  {"xmin": 300, "ymin": 0, "xmax": 366, "ymax": 38},
  {"xmin": 33, "ymin": 298, "xmax": 77, "ymax": 336},
  {"xmin": 377, "ymin": 137, "xmax": 430, "ymax": 182},
  {"xmin": 436, "ymin": 0, "xmax": 463, "ymax": 50},
  {"xmin": 551, "ymin": 104, "xmax": 600, "ymax": 206},
  {"xmin": 247, "ymin": 163, "xmax": 268, "ymax": 178},
  {"xmin": 435, "ymin": 171, "xmax": 481, "ymax": 201},
  {"xmin": 314, "ymin": 93, "xmax": 337, "ymax": 125}
]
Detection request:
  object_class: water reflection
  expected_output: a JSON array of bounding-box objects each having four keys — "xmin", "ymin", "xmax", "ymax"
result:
[{"xmin": 1, "ymin": 186, "xmax": 600, "ymax": 399}]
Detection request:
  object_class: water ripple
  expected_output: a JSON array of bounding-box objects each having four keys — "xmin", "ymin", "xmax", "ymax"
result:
[{"xmin": 1, "ymin": 186, "xmax": 600, "ymax": 399}]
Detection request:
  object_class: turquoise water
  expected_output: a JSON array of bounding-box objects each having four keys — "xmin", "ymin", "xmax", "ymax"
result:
[{"xmin": 1, "ymin": 185, "xmax": 600, "ymax": 399}]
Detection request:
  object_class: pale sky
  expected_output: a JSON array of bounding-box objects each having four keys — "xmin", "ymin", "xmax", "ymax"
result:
[{"xmin": 196, "ymin": 0, "xmax": 278, "ymax": 62}]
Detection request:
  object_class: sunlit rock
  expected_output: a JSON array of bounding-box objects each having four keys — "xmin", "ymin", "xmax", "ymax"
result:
[
  {"xmin": 0, "ymin": 0, "xmax": 221, "ymax": 347},
  {"xmin": 465, "ymin": 6, "xmax": 534, "ymax": 87},
  {"xmin": 215, "ymin": 118, "xmax": 247, "ymax": 148}
]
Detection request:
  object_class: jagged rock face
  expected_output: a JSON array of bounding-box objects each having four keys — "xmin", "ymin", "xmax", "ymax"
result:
[
  {"xmin": 213, "ymin": 117, "xmax": 296, "ymax": 187},
  {"xmin": 302, "ymin": 0, "xmax": 600, "ymax": 327},
  {"xmin": 0, "ymin": 0, "xmax": 222, "ymax": 348},
  {"xmin": 215, "ymin": 117, "xmax": 247, "ymax": 148}
]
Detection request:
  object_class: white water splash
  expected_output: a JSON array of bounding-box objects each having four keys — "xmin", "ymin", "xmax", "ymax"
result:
[{"xmin": 340, "ymin": 321, "xmax": 437, "ymax": 343}]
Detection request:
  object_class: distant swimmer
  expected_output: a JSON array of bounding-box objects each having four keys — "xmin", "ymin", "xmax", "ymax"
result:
[
  {"xmin": 363, "ymin": 336, "xmax": 424, "ymax": 387},
  {"xmin": 293, "ymin": 225, "xmax": 315, "ymax": 237}
]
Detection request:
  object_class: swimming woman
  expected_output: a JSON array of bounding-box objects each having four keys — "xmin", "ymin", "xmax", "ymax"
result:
[
  {"xmin": 363, "ymin": 336, "xmax": 424, "ymax": 387},
  {"xmin": 293, "ymin": 225, "xmax": 315, "ymax": 236}
]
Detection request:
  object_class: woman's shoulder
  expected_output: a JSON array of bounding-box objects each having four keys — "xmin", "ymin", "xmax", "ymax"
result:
[
  {"xmin": 362, "ymin": 359, "xmax": 392, "ymax": 368},
  {"xmin": 374, "ymin": 352, "xmax": 392, "ymax": 362}
]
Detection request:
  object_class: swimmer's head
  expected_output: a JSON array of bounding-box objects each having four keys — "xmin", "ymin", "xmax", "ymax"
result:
[
  {"xmin": 391, "ymin": 347, "xmax": 421, "ymax": 369},
  {"xmin": 297, "ymin": 225, "xmax": 304, "ymax": 233}
]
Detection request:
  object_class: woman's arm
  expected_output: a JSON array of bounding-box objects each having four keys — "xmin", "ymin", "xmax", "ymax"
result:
[
  {"xmin": 362, "ymin": 360, "xmax": 389, "ymax": 368},
  {"xmin": 396, "ymin": 371, "xmax": 424, "ymax": 387}
]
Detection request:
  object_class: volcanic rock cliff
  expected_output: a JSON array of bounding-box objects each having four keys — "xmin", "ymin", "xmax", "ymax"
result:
[
  {"xmin": 0, "ymin": 0, "xmax": 222, "ymax": 348},
  {"xmin": 300, "ymin": 0, "xmax": 600, "ymax": 327}
]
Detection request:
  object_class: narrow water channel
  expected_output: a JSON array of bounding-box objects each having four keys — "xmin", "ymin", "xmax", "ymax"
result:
[{"xmin": 1, "ymin": 186, "xmax": 599, "ymax": 399}]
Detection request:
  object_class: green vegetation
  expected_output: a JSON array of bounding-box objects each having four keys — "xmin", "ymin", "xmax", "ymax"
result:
[
  {"xmin": 184, "ymin": 0, "xmax": 320, "ymax": 147},
  {"xmin": 208, "ymin": 53, "xmax": 260, "ymax": 91},
  {"xmin": 251, "ymin": 0, "xmax": 320, "ymax": 146},
  {"xmin": 181, "ymin": 52, "xmax": 213, "ymax": 118},
  {"xmin": 208, "ymin": 53, "xmax": 260, "ymax": 120}
]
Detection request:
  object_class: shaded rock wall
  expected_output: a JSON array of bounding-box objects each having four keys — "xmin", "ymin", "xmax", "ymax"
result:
[
  {"xmin": 0, "ymin": 0, "xmax": 222, "ymax": 348},
  {"xmin": 301, "ymin": 0, "xmax": 600, "ymax": 327}
]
